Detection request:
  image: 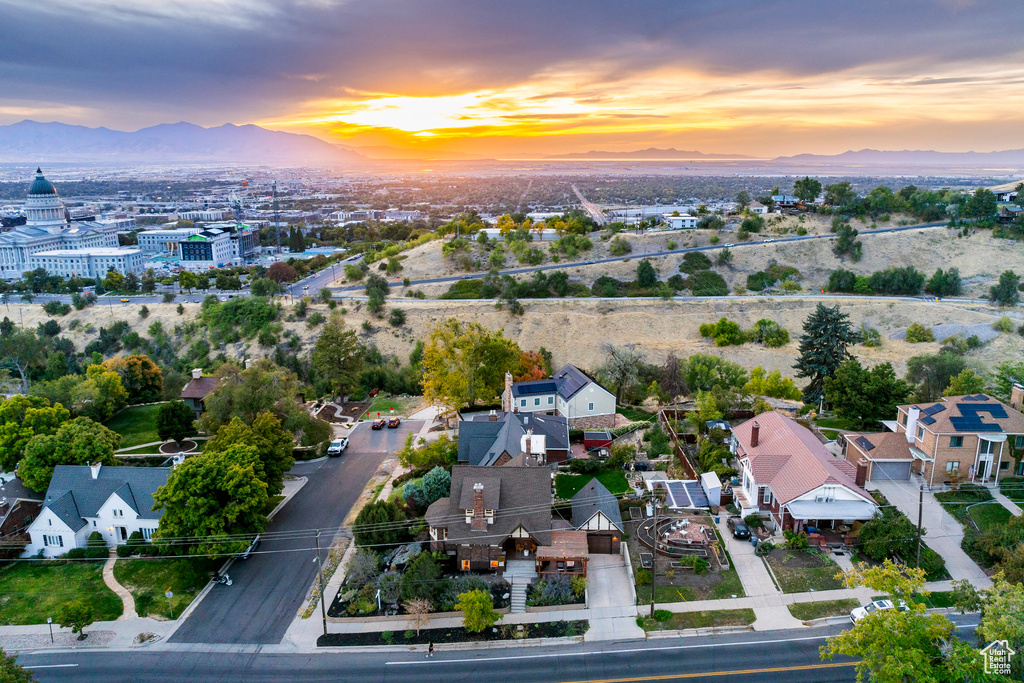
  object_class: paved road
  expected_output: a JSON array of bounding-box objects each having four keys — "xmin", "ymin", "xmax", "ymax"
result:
[
  {"xmin": 19, "ymin": 618, "xmax": 980, "ymax": 683},
  {"xmin": 168, "ymin": 420, "xmax": 423, "ymax": 645}
]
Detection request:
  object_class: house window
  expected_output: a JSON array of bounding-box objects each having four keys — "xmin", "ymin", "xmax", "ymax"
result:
[
  {"xmin": 950, "ymin": 436, "xmax": 963, "ymax": 448},
  {"xmin": 534, "ymin": 398, "xmax": 540, "ymax": 406},
  {"xmin": 588, "ymin": 402, "xmax": 594, "ymax": 412},
  {"xmin": 92, "ymin": 521, "xmax": 96, "ymax": 527},
  {"xmin": 461, "ymin": 560, "xmax": 470, "ymax": 571},
  {"xmin": 762, "ymin": 487, "xmax": 772, "ymax": 504},
  {"xmin": 142, "ymin": 527, "xmax": 154, "ymax": 540},
  {"xmin": 490, "ymin": 560, "xmax": 499, "ymax": 569},
  {"xmin": 916, "ymin": 426, "xmax": 924, "ymax": 440},
  {"xmin": 980, "ymin": 440, "xmax": 995, "ymax": 455},
  {"xmin": 946, "ymin": 461, "xmax": 960, "ymax": 472},
  {"xmin": 1000, "ymin": 461, "xmax": 1009, "ymax": 470},
  {"xmin": 547, "ymin": 396, "xmax": 553, "ymax": 405},
  {"xmin": 44, "ymin": 535, "xmax": 64, "ymax": 547},
  {"xmin": 520, "ymin": 399, "xmax": 527, "ymax": 408},
  {"xmin": 1016, "ymin": 436, "xmax": 1024, "ymax": 449},
  {"xmin": 900, "ymin": 413, "xmax": 907, "ymax": 426}
]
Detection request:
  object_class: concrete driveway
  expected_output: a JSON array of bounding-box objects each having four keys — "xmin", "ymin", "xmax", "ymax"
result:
[
  {"xmin": 869, "ymin": 481, "xmax": 991, "ymax": 586},
  {"xmin": 170, "ymin": 421, "xmax": 423, "ymax": 645},
  {"xmin": 584, "ymin": 554, "xmax": 645, "ymax": 641}
]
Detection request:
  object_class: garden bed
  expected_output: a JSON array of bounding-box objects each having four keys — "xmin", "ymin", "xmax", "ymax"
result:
[
  {"xmin": 637, "ymin": 608, "xmax": 755, "ymax": 631},
  {"xmin": 317, "ymin": 619, "xmax": 588, "ymax": 646},
  {"xmin": 763, "ymin": 548, "xmax": 843, "ymax": 594}
]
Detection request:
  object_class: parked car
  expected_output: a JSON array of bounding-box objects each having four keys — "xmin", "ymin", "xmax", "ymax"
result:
[
  {"xmin": 724, "ymin": 243, "xmax": 735, "ymax": 248},
  {"xmin": 371, "ymin": 418, "xmax": 386, "ymax": 430},
  {"xmin": 387, "ymin": 416, "xmax": 401, "ymax": 428},
  {"xmin": 850, "ymin": 599, "xmax": 909, "ymax": 623},
  {"xmin": 727, "ymin": 517, "xmax": 751, "ymax": 540},
  {"xmin": 326, "ymin": 438, "xmax": 348, "ymax": 456}
]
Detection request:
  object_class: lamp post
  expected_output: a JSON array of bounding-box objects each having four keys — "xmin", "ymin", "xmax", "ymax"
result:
[
  {"xmin": 47, "ymin": 617, "xmax": 53, "ymax": 643},
  {"xmin": 314, "ymin": 530, "xmax": 328, "ymax": 637}
]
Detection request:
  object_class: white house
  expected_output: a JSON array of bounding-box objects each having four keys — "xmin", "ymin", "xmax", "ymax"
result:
[
  {"xmin": 502, "ymin": 363, "xmax": 617, "ymax": 428},
  {"xmin": 663, "ymin": 214, "xmax": 698, "ymax": 229},
  {"xmin": 23, "ymin": 463, "xmax": 170, "ymax": 558},
  {"xmin": 730, "ymin": 411, "xmax": 878, "ymax": 532},
  {"xmin": 748, "ymin": 201, "xmax": 768, "ymax": 215}
]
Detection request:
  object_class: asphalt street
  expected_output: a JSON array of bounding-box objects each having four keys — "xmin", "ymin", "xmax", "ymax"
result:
[
  {"xmin": 18, "ymin": 618, "xmax": 981, "ymax": 683},
  {"xmin": 168, "ymin": 420, "xmax": 423, "ymax": 645}
]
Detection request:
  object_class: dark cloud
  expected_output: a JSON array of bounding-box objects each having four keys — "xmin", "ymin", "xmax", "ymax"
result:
[{"xmin": 1, "ymin": 0, "xmax": 1022, "ymax": 128}]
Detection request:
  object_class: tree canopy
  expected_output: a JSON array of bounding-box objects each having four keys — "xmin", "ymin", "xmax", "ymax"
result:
[
  {"xmin": 794, "ymin": 304, "xmax": 858, "ymax": 406},
  {"xmin": 312, "ymin": 314, "xmax": 363, "ymax": 399},
  {"xmin": 204, "ymin": 413, "xmax": 294, "ymax": 496},
  {"xmin": 101, "ymin": 354, "xmax": 163, "ymax": 404},
  {"xmin": 19, "ymin": 417, "xmax": 120, "ymax": 492},
  {"xmin": 824, "ymin": 359, "xmax": 912, "ymax": 429},
  {"xmin": 156, "ymin": 400, "xmax": 198, "ymax": 445},
  {"xmin": 0, "ymin": 395, "xmax": 69, "ymax": 473},
  {"xmin": 421, "ymin": 319, "xmax": 522, "ymax": 412}
]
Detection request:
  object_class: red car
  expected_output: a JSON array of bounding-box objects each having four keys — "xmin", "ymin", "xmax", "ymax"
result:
[
  {"xmin": 387, "ymin": 417, "xmax": 401, "ymax": 429},
  {"xmin": 371, "ymin": 418, "xmax": 386, "ymax": 430}
]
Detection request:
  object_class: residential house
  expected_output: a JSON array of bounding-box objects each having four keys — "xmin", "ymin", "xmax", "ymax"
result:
[
  {"xmin": 23, "ymin": 463, "xmax": 169, "ymax": 558},
  {"xmin": 841, "ymin": 432, "xmax": 918, "ymax": 483},
  {"xmin": 886, "ymin": 390, "xmax": 1024, "ymax": 486},
  {"xmin": 458, "ymin": 410, "xmax": 569, "ymax": 465},
  {"xmin": 771, "ymin": 194, "xmax": 803, "ymax": 209},
  {"xmin": 425, "ymin": 465, "xmax": 553, "ymax": 572},
  {"xmin": 570, "ymin": 479, "xmax": 623, "ymax": 553},
  {"xmin": 748, "ymin": 201, "xmax": 768, "ymax": 215},
  {"xmin": 502, "ymin": 364, "xmax": 617, "ymax": 429},
  {"xmin": 662, "ymin": 214, "xmax": 698, "ymax": 229},
  {"xmin": 730, "ymin": 411, "xmax": 878, "ymax": 532},
  {"xmin": 180, "ymin": 368, "xmax": 218, "ymax": 419}
]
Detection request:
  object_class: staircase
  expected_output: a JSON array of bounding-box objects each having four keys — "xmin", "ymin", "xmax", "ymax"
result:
[{"xmin": 505, "ymin": 560, "xmax": 537, "ymax": 614}]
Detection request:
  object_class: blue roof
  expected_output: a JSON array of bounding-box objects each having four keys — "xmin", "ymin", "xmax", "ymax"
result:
[{"xmin": 43, "ymin": 465, "xmax": 171, "ymax": 529}]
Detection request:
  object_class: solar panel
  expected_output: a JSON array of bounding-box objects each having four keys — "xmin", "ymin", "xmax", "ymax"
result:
[
  {"xmin": 923, "ymin": 404, "xmax": 945, "ymax": 416},
  {"xmin": 855, "ymin": 436, "xmax": 876, "ymax": 451},
  {"xmin": 665, "ymin": 481, "xmax": 689, "ymax": 507},
  {"xmin": 950, "ymin": 417, "xmax": 1004, "ymax": 432},
  {"xmin": 684, "ymin": 481, "xmax": 710, "ymax": 508}
]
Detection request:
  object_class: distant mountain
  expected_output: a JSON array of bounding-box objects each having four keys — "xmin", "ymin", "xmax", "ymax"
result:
[
  {"xmin": 338, "ymin": 143, "xmax": 487, "ymax": 161},
  {"xmin": 772, "ymin": 148, "xmax": 1024, "ymax": 166},
  {"xmin": 0, "ymin": 120, "xmax": 364, "ymax": 164},
  {"xmin": 545, "ymin": 148, "xmax": 755, "ymax": 160}
]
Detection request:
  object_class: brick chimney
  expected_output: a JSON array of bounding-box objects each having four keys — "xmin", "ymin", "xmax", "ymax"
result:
[
  {"xmin": 501, "ymin": 371, "xmax": 514, "ymax": 413},
  {"xmin": 855, "ymin": 458, "xmax": 869, "ymax": 489},
  {"xmin": 1011, "ymin": 382, "xmax": 1024, "ymax": 413},
  {"xmin": 191, "ymin": 368, "xmax": 203, "ymax": 380},
  {"xmin": 489, "ymin": 409, "xmax": 498, "ymax": 422},
  {"xmin": 471, "ymin": 482, "xmax": 486, "ymax": 531},
  {"xmin": 750, "ymin": 421, "xmax": 760, "ymax": 448}
]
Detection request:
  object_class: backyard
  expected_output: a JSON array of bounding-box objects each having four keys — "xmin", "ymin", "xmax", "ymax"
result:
[
  {"xmin": 813, "ymin": 416, "xmax": 856, "ymax": 441},
  {"xmin": 104, "ymin": 403, "xmax": 164, "ymax": 448},
  {"xmin": 637, "ymin": 607, "xmax": 755, "ymax": 631},
  {"xmin": 555, "ymin": 470, "xmax": 630, "ymax": 499},
  {"xmin": 113, "ymin": 557, "xmax": 221, "ymax": 619},
  {"xmin": 0, "ymin": 561, "xmax": 122, "ymax": 625},
  {"xmin": 763, "ymin": 547, "xmax": 844, "ymax": 594}
]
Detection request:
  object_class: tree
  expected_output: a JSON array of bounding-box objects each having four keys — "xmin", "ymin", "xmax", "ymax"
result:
[
  {"xmin": 267, "ymin": 262, "xmax": 297, "ymax": 283},
  {"xmin": 833, "ymin": 224, "xmax": 862, "ymax": 261},
  {"xmin": 101, "ymin": 354, "xmax": 163, "ymax": 404},
  {"xmin": 824, "ymin": 181, "xmax": 855, "ymax": 206},
  {"xmin": 353, "ymin": 500, "xmax": 406, "ymax": 549},
  {"xmin": 515, "ymin": 350, "xmax": 550, "ymax": 382},
  {"xmin": 72, "ymin": 364, "xmax": 128, "ymax": 422},
  {"xmin": 401, "ymin": 550, "xmax": 441, "ymax": 602},
  {"xmin": 405, "ymin": 598, "xmax": 432, "ymax": 635},
  {"xmin": 943, "ymin": 369, "xmax": 986, "ymax": 397},
  {"xmin": 793, "ymin": 176, "xmax": 822, "ymax": 202},
  {"xmin": 102, "ymin": 269, "xmax": 125, "ymax": 292},
  {"xmin": 250, "ymin": 277, "xmax": 280, "ymax": 297},
  {"xmin": 636, "ymin": 259, "xmax": 657, "ymax": 288},
  {"xmin": 659, "ymin": 352, "xmax": 686, "ymax": 400},
  {"xmin": 991, "ymin": 361, "xmax": 1024, "ymax": 403},
  {"xmin": 420, "ymin": 466, "xmax": 451, "ymax": 506},
  {"xmin": 0, "ymin": 328, "xmax": 45, "ymax": 392},
  {"xmin": 952, "ymin": 573, "xmax": 1024, "ymax": 680},
  {"xmin": 178, "ymin": 270, "xmax": 198, "ymax": 294},
  {"xmin": 822, "ymin": 560, "xmax": 956, "ymax": 683},
  {"xmin": 744, "ymin": 367, "xmax": 802, "ymax": 400},
  {"xmin": 683, "ymin": 354, "xmax": 747, "ymax": 393},
  {"xmin": 57, "ymin": 601, "xmax": 95, "ymax": 639},
  {"xmin": 388, "ymin": 308, "xmax": 407, "ymax": 327},
  {"xmin": 0, "ymin": 396, "xmax": 69, "ymax": 473},
  {"xmin": 204, "ymin": 413, "xmax": 294, "ymax": 496},
  {"xmin": 965, "ymin": 187, "xmax": 998, "ymax": 220},
  {"xmin": 824, "ymin": 360, "xmax": 912, "ymax": 429},
  {"xmin": 925, "ymin": 268, "xmax": 962, "ymax": 297},
  {"xmin": 312, "ymin": 314, "xmax": 363, "ymax": 400},
  {"xmin": 396, "ymin": 433, "xmax": 458, "ymax": 470},
  {"xmin": 455, "ymin": 589, "xmax": 500, "ymax": 632},
  {"xmin": 906, "ymin": 352, "xmax": 968, "ymax": 402},
  {"xmin": 989, "ymin": 270, "xmax": 1020, "ymax": 307},
  {"xmin": 421, "ymin": 319, "xmax": 522, "ymax": 412},
  {"xmin": 152, "ymin": 445, "xmax": 268, "ymax": 556},
  {"xmin": 18, "ymin": 417, "xmax": 120, "ymax": 491},
  {"xmin": 793, "ymin": 303, "xmax": 858, "ymax": 406},
  {"xmin": 735, "ymin": 190, "xmax": 751, "ymax": 207},
  {"xmin": 123, "ymin": 272, "xmax": 139, "ymax": 293},
  {"xmin": 156, "ymin": 400, "xmax": 197, "ymax": 445},
  {"xmin": 0, "ymin": 647, "xmax": 35, "ymax": 683},
  {"xmin": 598, "ymin": 343, "xmax": 645, "ymax": 403}
]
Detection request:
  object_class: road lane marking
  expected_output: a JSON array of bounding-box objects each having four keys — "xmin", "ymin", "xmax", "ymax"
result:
[
  {"xmin": 26, "ymin": 664, "xmax": 79, "ymax": 669},
  {"xmin": 560, "ymin": 662, "xmax": 857, "ymax": 682}
]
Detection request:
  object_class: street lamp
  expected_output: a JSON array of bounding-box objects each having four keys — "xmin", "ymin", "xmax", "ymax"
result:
[{"xmin": 47, "ymin": 617, "xmax": 53, "ymax": 643}]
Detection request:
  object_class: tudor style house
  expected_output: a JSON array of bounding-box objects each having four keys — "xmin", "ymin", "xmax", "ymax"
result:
[
  {"xmin": 880, "ymin": 389, "xmax": 1024, "ymax": 487},
  {"xmin": 425, "ymin": 465, "xmax": 552, "ymax": 572},
  {"xmin": 501, "ymin": 364, "xmax": 617, "ymax": 429},
  {"xmin": 571, "ymin": 479, "xmax": 624, "ymax": 554},
  {"xmin": 180, "ymin": 368, "xmax": 218, "ymax": 420},
  {"xmin": 730, "ymin": 411, "xmax": 878, "ymax": 532},
  {"xmin": 23, "ymin": 463, "xmax": 169, "ymax": 558},
  {"xmin": 458, "ymin": 410, "xmax": 570, "ymax": 465}
]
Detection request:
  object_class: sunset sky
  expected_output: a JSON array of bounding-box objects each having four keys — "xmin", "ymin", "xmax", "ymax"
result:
[{"xmin": 3, "ymin": 0, "xmax": 1024, "ymax": 158}]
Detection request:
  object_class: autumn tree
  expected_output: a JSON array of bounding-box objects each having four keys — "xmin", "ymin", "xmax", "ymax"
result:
[
  {"xmin": 396, "ymin": 433, "xmax": 458, "ymax": 470},
  {"xmin": 421, "ymin": 319, "xmax": 522, "ymax": 412},
  {"xmin": 19, "ymin": 417, "xmax": 120, "ymax": 491},
  {"xmin": 515, "ymin": 350, "xmax": 551, "ymax": 382},
  {"xmin": 455, "ymin": 589, "xmax": 500, "ymax": 632},
  {"xmin": 101, "ymin": 354, "xmax": 163, "ymax": 404},
  {"xmin": 0, "ymin": 395, "xmax": 70, "ymax": 473},
  {"xmin": 312, "ymin": 313, "xmax": 363, "ymax": 400},
  {"xmin": 267, "ymin": 261, "xmax": 297, "ymax": 283}
]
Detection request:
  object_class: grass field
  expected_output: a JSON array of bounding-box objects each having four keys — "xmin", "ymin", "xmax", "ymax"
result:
[
  {"xmin": 365, "ymin": 394, "xmax": 423, "ymax": 418},
  {"xmin": 0, "ymin": 562, "xmax": 122, "ymax": 625},
  {"xmin": 113, "ymin": 557, "xmax": 220, "ymax": 619},
  {"xmin": 555, "ymin": 470, "xmax": 629, "ymax": 499},
  {"xmin": 765, "ymin": 549, "xmax": 845, "ymax": 594},
  {"xmin": 637, "ymin": 608, "xmax": 756, "ymax": 631},
  {"xmin": 104, "ymin": 403, "xmax": 164, "ymax": 448},
  {"xmin": 788, "ymin": 598, "xmax": 861, "ymax": 621},
  {"xmin": 967, "ymin": 502, "xmax": 1013, "ymax": 532},
  {"xmin": 617, "ymin": 405, "xmax": 655, "ymax": 423}
]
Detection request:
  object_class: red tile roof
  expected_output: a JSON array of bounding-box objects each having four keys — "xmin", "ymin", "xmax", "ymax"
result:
[{"xmin": 734, "ymin": 411, "xmax": 873, "ymax": 506}]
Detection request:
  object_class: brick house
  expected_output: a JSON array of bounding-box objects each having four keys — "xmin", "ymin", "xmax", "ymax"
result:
[
  {"xmin": 730, "ymin": 411, "xmax": 878, "ymax": 532},
  {"xmin": 501, "ymin": 364, "xmax": 617, "ymax": 429},
  {"xmin": 425, "ymin": 465, "xmax": 552, "ymax": 573},
  {"xmin": 885, "ymin": 389, "xmax": 1024, "ymax": 487}
]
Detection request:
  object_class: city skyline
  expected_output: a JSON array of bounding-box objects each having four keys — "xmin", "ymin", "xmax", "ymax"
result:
[{"xmin": 4, "ymin": 0, "xmax": 1024, "ymax": 158}]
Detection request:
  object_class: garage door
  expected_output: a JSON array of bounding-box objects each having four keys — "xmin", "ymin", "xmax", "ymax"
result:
[
  {"xmin": 587, "ymin": 533, "xmax": 613, "ymax": 554},
  {"xmin": 872, "ymin": 460, "xmax": 911, "ymax": 481}
]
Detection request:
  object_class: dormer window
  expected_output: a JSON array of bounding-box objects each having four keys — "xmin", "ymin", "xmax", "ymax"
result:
[
  {"xmin": 465, "ymin": 509, "xmax": 473, "ymax": 523},
  {"xmin": 485, "ymin": 509, "xmax": 495, "ymax": 524}
]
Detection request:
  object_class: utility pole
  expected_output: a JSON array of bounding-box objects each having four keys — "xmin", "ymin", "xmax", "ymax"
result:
[
  {"xmin": 650, "ymin": 492, "xmax": 658, "ymax": 617},
  {"xmin": 315, "ymin": 529, "xmax": 328, "ymax": 637},
  {"xmin": 915, "ymin": 484, "xmax": 924, "ymax": 568},
  {"xmin": 273, "ymin": 181, "xmax": 282, "ymax": 254}
]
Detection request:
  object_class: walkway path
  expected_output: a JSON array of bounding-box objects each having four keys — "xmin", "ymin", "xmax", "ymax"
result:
[
  {"xmin": 103, "ymin": 550, "xmax": 137, "ymax": 621},
  {"xmin": 993, "ymin": 490, "xmax": 1023, "ymax": 516}
]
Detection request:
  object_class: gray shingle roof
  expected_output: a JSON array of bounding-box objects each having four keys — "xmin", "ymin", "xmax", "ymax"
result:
[
  {"xmin": 47, "ymin": 491, "xmax": 85, "ymax": 532},
  {"xmin": 552, "ymin": 364, "xmax": 595, "ymax": 400},
  {"xmin": 459, "ymin": 412, "xmax": 569, "ymax": 466},
  {"xmin": 43, "ymin": 465, "xmax": 171, "ymax": 528},
  {"xmin": 571, "ymin": 479, "xmax": 623, "ymax": 531},
  {"xmin": 180, "ymin": 376, "xmax": 219, "ymax": 400}
]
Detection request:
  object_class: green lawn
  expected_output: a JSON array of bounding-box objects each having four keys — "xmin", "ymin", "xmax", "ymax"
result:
[
  {"xmin": 999, "ymin": 477, "xmax": 1024, "ymax": 503},
  {"xmin": 365, "ymin": 394, "xmax": 422, "ymax": 418},
  {"xmin": 788, "ymin": 598, "xmax": 861, "ymax": 621},
  {"xmin": 968, "ymin": 502, "xmax": 1013, "ymax": 532},
  {"xmin": 618, "ymin": 405, "xmax": 655, "ymax": 423},
  {"xmin": 637, "ymin": 608, "xmax": 755, "ymax": 631},
  {"xmin": 113, "ymin": 557, "xmax": 221, "ymax": 619},
  {"xmin": 555, "ymin": 470, "xmax": 629, "ymax": 499},
  {"xmin": 104, "ymin": 403, "xmax": 164, "ymax": 448},
  {"xmin": 0, "ymin": 561, "xmax": 122, "ymax": 625}
]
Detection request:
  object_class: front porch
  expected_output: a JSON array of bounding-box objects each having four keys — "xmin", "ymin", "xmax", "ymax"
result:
[{"xmin": 535, "ymin": 530, "xmax": 589, "ymax": 577}]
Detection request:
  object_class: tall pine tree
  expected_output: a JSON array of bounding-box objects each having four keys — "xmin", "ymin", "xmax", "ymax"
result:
[{"xmin": 793, "ymin": 303, "xmax": 859, "ymax": 406}]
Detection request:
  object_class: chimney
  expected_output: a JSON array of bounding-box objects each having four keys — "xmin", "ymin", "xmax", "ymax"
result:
[
  {"xmin": 501, "ymin": 371, "xmax": 514, "ymax": 413},
  {"xmin": 905, "ymin": 406, "xmax": 920, "ymax": 444},
  {"xmin": 1011, "ymin": 382, "xmax": 1024, "ymax": 413},
  {"xmin": 192, "ymin": 368, "xmax": 203, "ymax": 380},
  {"xmin": 750, "ymin": 421, "xmax": 760, "ymax": 448},
  {"xmin": 90, "ymin": 462, "xmax": 102, "ymax": 479},
  {"xmin": 855, "ymin": 458, "xmax": 869, "ymax": 489},
  {"xmin": 471, "ymin": 483, "xmax": 486, "ymax": 532},
  {"xmin": 525, "ymin": 429, "xmax": 533, "ymax": 458},
  {"xmin": 489, "ymin": 409, "xmax": 497, "ymax": 422}
]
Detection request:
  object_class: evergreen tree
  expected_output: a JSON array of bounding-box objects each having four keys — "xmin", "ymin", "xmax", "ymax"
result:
[{"xmin": 793, "ymin": 303, "xmax": 858, "ymax": 406}]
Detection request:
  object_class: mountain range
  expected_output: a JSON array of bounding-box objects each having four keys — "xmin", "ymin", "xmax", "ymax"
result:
[
  {"xmin": 772, "ymin": 148, "xmax": 1024, "ymax": 166},
  {"xmin": 545, "ymin": 148, "xmax": 755, "ymax": 160},
  {"xmin": 0, "ymin": 120, "xmax": 364, "ymax": 164}
]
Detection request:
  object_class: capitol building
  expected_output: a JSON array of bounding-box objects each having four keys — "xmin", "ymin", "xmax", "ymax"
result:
[{"xmin": 0, "ymin": 169, "xmax": 142, "ymax": 280}]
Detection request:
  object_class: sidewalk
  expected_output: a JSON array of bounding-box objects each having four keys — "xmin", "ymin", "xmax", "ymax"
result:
[{"xmin": 993, "ymin": 490, "xmax": 1023, "ymax": 516}]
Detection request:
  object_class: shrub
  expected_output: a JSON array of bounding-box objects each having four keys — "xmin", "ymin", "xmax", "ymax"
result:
[
  {"xmin": 388, "ymin": 308, "xmax": 407, "ymax": 327},
  {"xmin": 749, "ymin": 319, "xmax": 790, "ymax": 348},
  {"xmin": 43, "ymin": 300, "xmax": 71, "ymax": 316},
  {"xmin": 905, "ymin": 323, "xmax": 935, "ymax": 343},
  {"xmin": 306, "ymin": 312, "xmax": 326, "ymax": 328},
  {"xmin": 635, "ymin": 568, "xmax": 651, "ymax": 585},
  {"xmin": 783, "ymin": 530, "xmax": 809, "ymax": 550},
  {"xmin": 609, "ymin": 236, "xmax": 632, "ymax": 256},
  {"xmin": 679, "ymin": 252, "xmax": 712, "ymax": 274},
  {"xmin": 687, "ymin": 270, "xmax": 728, "ymax": 296},
  {"xmin": 698, "ymin": 318, "xmax": 745, "ymax": 346},
  {"xmin": 533, "ymin": 575, "xmax": 574, "ymax": 606},
  {"xmin": 568, "ymin": 458, "xmax": 603, "ymax": 474},
  {"xmin": 570, "ymin": 575, "xmax": 586, "ymax": 598},
  {"xmin": 744, "ymin": 514, "xmax": 763, "ymax": 528},
  {"xmin": 993, "ymin": 315, "xmax": 1015, "ymax": 333},
  {"xmin": 869, "ymin": 266, "xmax": 925, "ymax": 295}
]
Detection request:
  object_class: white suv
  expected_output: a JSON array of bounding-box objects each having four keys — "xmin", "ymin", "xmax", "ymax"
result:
[
  {"xmin": 327, "ymin": 438, "xmax": 348, "ymax": 457},
  {"xmin": 850, "ymin": 599, "xmax": 909, "ymax": 623}
]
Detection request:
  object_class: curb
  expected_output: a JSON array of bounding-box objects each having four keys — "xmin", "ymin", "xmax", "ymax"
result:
[
  {"xmin": 643, "ymin": 625, "xmax": 753, "ymax": 639},
  {"xmin": 316, "ymin": 635, "xmax": 584, "ymax": 653},
  {"xmin": 269, "ymin": 477, "xmax": 308, "ymax": 520}
]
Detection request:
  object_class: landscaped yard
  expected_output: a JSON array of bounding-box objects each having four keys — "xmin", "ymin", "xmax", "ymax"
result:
[
  {"xmin": 0, "ymin": 561, "xmax": 122, "ymax": 625},
  {"xmin": 967, "ymin": 502, "xmax": 1013, "ymax": 532},
  {"xmin": 814, "ymin": 416, "xmax": 856, "ymax": 441},
  {"xmin": 555, "ymin": 470, "xmax": 629, "ymax": 499},
  {"xmin": 764, "ymin": 548, "xmax": 844, "ymax": 594},
  {"xmin": 104, "ymin": 403, "xmax": 164, "ymax": 448},
  {"xmin": 365, "ymin": 394, "xmax": 423, "ymax": 418},
  {"xmin": 617, "ymin": 405, "xmax": 655, "ymax": 423},
  {"xmin": 787, "ymin": 598, "xmax": 860, "ymax": 621},
  {"xmin": 113, "ymin": 557, "xmax": 221, "ymax": 619},
  {"xmin": 637, "ymin": 608, "xmax": 755, "ymax": 631},
  {"xmin": 999, "ymin": 477, "xmax": 1024, "ymax": 503}
]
